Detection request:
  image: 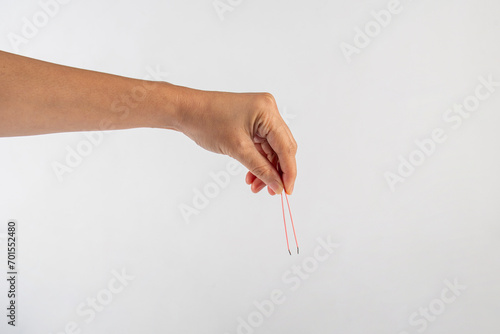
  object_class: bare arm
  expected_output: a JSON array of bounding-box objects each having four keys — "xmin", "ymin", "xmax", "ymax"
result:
[
  {"xmin": 0, "ymin": 50, "xmax": 180, "ymax": 136},
  {"xmin": 0, "ymin": 51, "xmax": 297, "ymax": 195}
]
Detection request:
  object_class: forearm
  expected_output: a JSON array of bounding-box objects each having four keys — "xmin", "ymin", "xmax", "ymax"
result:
[
  {"xmin": 0, "ymin": 50, "xmax": 183, "ymax": 137},
  {"xmin": 0, "ymin": 51, "xmax": 297, "ymax": 195}
]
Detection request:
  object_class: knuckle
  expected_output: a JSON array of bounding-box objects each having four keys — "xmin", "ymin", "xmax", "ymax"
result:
[
  {"xmin": 255, "ymin": 93, "xmax": 277, "ymax": 111},
  {"xmin": 252, "ymin": 164, "xmax": 271, "ymax": 179},
  {"xmin": 262, "ymin": 92, "xmax": 276, "ymax": 104}
]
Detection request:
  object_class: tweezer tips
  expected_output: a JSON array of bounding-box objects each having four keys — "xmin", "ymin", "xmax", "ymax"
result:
[
  {"xmin": 288, "ymin": 249, "xmax": 291, "ymax": 255},
  {"xmin": 297, "ymin": 247, "xmax": 299, "ymax": 254}
]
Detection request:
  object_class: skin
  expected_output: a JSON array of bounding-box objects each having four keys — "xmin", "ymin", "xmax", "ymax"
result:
[{"xmin": 0, "ymin": 50, "xmax": 297, "ymax": 195}]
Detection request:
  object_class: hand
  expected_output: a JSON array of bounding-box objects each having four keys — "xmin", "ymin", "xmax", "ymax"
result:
[
  {"xmin": 0, "ymin": 50, "xmax": 297, "ymax": 195},
  {"xmin": 174, "ymin": 88, "xmax": 297, "ymax": 195}
]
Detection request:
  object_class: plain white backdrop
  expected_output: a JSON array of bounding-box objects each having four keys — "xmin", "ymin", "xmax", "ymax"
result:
[{"xmin": 1, "ymin": 0, "xmax": 500, "ymax": 333}]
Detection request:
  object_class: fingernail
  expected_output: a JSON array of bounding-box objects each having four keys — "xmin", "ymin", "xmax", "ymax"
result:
[{"xmin": 270, "ymin": 180, "xmax": 283, "ymax": 194}]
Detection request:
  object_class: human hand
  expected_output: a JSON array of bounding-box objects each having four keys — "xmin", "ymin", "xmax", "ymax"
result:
[
  {"xmin": 0, "ymin": 51, "xmax": 297, "ymax": 194},
  {"xmin": 173, "ymin": 87, "xmax": 297, "ymax": 195}
]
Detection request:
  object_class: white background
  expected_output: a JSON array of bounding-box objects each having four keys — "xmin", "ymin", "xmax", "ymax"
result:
[{"xmin": 1, "ymin": 0, "xmax": 500, "ymax": 333}]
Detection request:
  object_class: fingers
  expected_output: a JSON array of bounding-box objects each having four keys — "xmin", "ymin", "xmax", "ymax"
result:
[
  {"xmin": 258, "ymin": 140, "xmax": 276, "ymax": 163},
  {"xmin": 238, "ymin": 93, "xmax": 297, "ymax": 196},
  {"xmin": 246, "ymin": 123, "xmax": 296, "ymax": 194},
  {"xmin": 251, "ymin": 178, "xmax": 266, "ymax": 193},
  {"xmin": 246, "ymin": 139, "xmax": 281, "ymax": 194},
  {"xmin": 246, "ymin": 171, "xmax": 277, "ymax": 194},
  {"xmin": 234, "ymin": 138, "xmax": 284, "ymax": 194},
  {"xmin": 246, "ymin": 171, "xmax": 265, "ymax": 193},
  {"xmin": 263, "ymin": 122, "xmax": 297, "ymax": 195},
  {"xmin": 245, "ymin": 171, "xmax": 256, "ymax": 185}
]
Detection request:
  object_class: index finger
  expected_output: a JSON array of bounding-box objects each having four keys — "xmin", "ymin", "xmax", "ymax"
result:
[{"xmin": 266, "ymin": 119, "xmax": 297, "ymax": 195}]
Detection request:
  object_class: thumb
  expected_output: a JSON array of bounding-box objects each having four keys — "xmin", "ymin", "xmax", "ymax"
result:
[{"xmin": 233, "ymin": 138, "xmax": 284, "ymax": 194}]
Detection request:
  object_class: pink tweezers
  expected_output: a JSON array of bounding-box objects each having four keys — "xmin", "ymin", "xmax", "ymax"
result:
[{"xmin": 277, "ymin": 162, "xmax": 299, "ymax": 255}]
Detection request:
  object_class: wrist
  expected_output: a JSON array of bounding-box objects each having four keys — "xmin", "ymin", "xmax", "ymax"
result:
[
  {"xmin": 165, "ymin": 84, "xmax": 211, "ymax": 135},
  {"xmin": 151, "ymin": 82, "xmax": 182, "ymax": 132}
]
